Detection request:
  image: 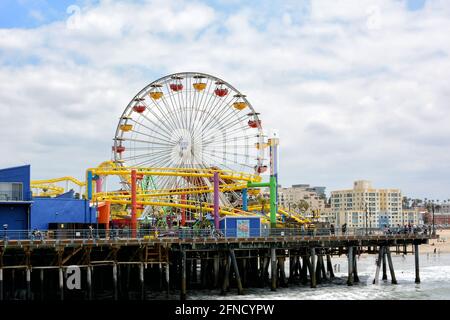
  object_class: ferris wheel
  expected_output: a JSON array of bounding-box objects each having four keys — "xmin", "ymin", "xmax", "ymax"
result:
[{"xmin": 113, "ymin": 72, "xmax": 267, "ymax": 195}]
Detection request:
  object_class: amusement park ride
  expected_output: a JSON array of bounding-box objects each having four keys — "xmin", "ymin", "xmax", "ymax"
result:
[{"xmin": 31, "ymin": 72, "xmax": 312, "ymax": 235}]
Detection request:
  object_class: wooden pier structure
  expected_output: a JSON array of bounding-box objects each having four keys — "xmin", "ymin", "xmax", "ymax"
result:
[{"xmin": 0, "ymin": 233, "xmax": 435, "ymax": 300}]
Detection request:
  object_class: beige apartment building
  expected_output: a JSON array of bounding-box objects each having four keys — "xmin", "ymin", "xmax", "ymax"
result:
[
  {"xmin": 331, "ymin": 180, "xmax": 421, "ymax": 229},
  {"xmin": 277, "ymin": 185, "xmax": 326, "ymax": 219}
]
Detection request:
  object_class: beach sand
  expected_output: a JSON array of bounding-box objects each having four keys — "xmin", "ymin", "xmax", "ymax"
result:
[{"xmin": 420, "ymin": 229, "xmax": 450, "ymax": 254}]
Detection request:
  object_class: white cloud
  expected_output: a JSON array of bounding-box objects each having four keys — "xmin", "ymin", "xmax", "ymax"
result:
[{"xmin": 0, "ymin": 0, "xmax": 449, "ymax": 199}]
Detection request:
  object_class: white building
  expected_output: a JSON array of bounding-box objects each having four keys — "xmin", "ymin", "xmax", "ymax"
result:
[{"xmin": 331, "ymin": 180, "xmax": 421, "ymax": 229}]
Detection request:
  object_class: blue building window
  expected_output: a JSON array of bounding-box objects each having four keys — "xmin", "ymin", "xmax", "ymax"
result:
[{"xmin": 0, "ymin": 182, "xmax": 23, "ymax": 201}]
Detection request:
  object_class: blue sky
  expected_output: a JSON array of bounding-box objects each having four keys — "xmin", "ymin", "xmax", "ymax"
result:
[
  {"xmin": 1, "ymin": 0, "xmax": 449, "ymax": 200},
  {"xmin": 0, "ymin": 0, "xmax": 427, "ymax": 29}
]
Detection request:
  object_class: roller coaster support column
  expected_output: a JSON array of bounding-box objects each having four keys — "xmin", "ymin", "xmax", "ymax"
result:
[
  {"xmin": 242, "ymin": 188, "xmax": 248, "ymax": 211},
  {"xmin": 131, "ymin": 169, "xmax": 137, "ymax": 237},
  {"xmin": 181, "ymin": 194, "xmax": 186, "ymax": 226},
  {"xmin": 95, "ymin": 176, "xmax": 103, "ymax": 193},
  {"xmin": 213, "ymin": 172, "xmax": 220, "ymax": 229},
  {"xmin": 87, "ymin": 171, "xmax": 93, "ymax": 200},
  {"xmin": 246, "ymin": 180, "xmax": 276, "ymax": 227},
  {"xmin": 269, "ymin": 136, "xmax": 279, "ymax": 228}
]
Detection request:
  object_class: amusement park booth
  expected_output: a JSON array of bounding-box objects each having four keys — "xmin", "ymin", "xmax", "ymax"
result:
[
  {"xmin": 219, "ymin": 216, "xmax": 261, "ymax": 238},
  {"xmin": 0, "ymin": 165, "xmax": 33, "ymax": 232}
]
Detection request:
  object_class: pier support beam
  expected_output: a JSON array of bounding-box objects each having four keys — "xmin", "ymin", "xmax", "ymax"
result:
[
  {"xmin": 181, "ymin": 251, "xmax": 187, "ymax": 300},
  {"xmin": 166, "ymin": 263, "xmax": 170, "ymax": 296},
  {"xmin": 221, "ymin": 255, "xmax": 231, "ymax": 295},
  {"xmin": 113, "ymin": 263, "xmax": 118, "ymax": 300},
  {"xmin": 87, "ymin": 266, "xmax": 92, "ymax": 300},
  {"xmin": 271, "ymin": 248, "xmax": 277, "ymax": 291},
  {"xmin": 26, "ymin": 268, "xmax": 31, "ymax": 301},
  {"xmin": 230, "ymin": 250, "xmax": 244, "ymax": 295},
  {"xmin": 139, "ymin": 263, "xmax": 145, "ymax": 300},
  {"xmin": 373, "ymin": 246, "xmax": 384, "ymax": 285},
  {"xmin": 414, "ymin": 244, "xmax": 420, "ymax": 284},
  {"xmin": 310, "ymin": 248, "xmax": 316, "ymax": 288},
  {"xmin": 386, "ymin": 247, "xmax": 397, "ymax": 284},
  {"xmin": 353, "ymin": 248, "xmax": 359, "ymax": 283},
  {"xmin": 0, "ymin": 268, "xmax": 3, "ymax": 301},
  {"xmin": 347, "ymin": 246, "xmax": 353, "ymax": 286},
  {"xmin": 59, "ymin": 267, "xmax": 64, "ymax": 301},
  {"xmin": 326, "ymin": 254, "xmax": 335, "ymax": 279},
  {"xmin": 214, "ymin": 255, "xmax": 220, "ymax": 288},
  {"xmin": 40, "ymin": 269, "xmax": 44, "ymax": 301},
  {"xmin": 301, "ymin": 256, "xmax": 308, "ymax": 285},
  {"xmin": 382, "ymin": 248, "xmax": 387, "ymax": 281}
]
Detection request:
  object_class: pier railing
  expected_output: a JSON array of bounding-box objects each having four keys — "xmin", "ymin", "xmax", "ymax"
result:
[{"xmin": 0, "ymin": 226, "xmax": 431, "ymax": 241}]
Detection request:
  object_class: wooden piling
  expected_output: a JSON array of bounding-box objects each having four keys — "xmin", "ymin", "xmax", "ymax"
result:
[
  {"xmin": 139, "ymin": 263, "xmax": 145, "ymax": 300},
  {"xmin": 310, "ymin": 248, "xmax": 316, "ymax": 288},
  {"xmin": 353, "ymin": 248, "xmax": 359, "ymax": 283},
  {"xmin": 301, "ymin": 256, "xmax": 308, "ymax": 285},
  {"xmin": 315, "ymin": 254, "xmax": 322, "ymax": 284},
  {"xmin": 221, "ymin": 255, "xmax": 231, "ymax": 295},
  {"xmin": 347, "ymin": 246, "xmax": 353, "ymax": 286},
  {"xmin": 385, "ymin": 246, "xmax": 397, "ymax": 284},
  {"xmin": 414, "ymin": 243, "xmax": 420, "ymax": 284},
  {"xmin": 87, "ymin": 266, "xmax": 92, "ymax": 300},
  {"xmin": 213, "ymin": 254, "xmax": 219, "ymax": 288},
  {"xmin": 113, "ymin": 263, "xmax": 118, "ymax": 300},
  {"xmin": 230, "ymin": 249, "xmax": 244, "ymax": 295},
  {"xmin": 0, "ymin": 268, "xmax": 3, "ymax": 301},
  {"xmin": 166, "ymin": 263, "xmax": 170, "ymax": 295},
  {"xmin": 59, "ymin": 267, "xmax": 64, "ymax": 301},
  {"xmin": 40, "ymin": 269, "xmax": 44, "ymax": 301},
  {"xmin": 373, "ymin": 246, "xmax": 384, "ymax": 285},
  {"xmin": 181, "ymin": 251, "xmax": 187, "ymax": 300},
  {"xmin": 382, "ymin": 248, "xmax": 387, "ymax": 280},
  {"xmin": 26, "ymin": 268, "xmax": 31, "ymax": 301},
  {"xmin": 279, "ymin": 257, "xmax": 287, "ymax": 287},
  {"xmin": 271, "ymin": 248, "xmax": 277, "ymax": 291},
  {"xmin": 326, "ymin": 254, "xmax": 335, "ymax": 278}
]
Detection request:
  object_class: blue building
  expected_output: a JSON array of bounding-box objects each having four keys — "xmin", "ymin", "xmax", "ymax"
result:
[
  {"xmin": 0, "ymin": 165, "xmax": 33, "ymax": 230},
  {"xmin": 0, "ymin": 165, "xmax": 96, "ymax": 235},
  {"xmin": 32, "ymin": 191, "xmax": 95, "ymax": 230}
]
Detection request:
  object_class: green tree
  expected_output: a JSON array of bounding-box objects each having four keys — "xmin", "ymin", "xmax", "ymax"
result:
[{"xmin": 297, "ymin": 200, "xmax": 309, "ymax": 213}]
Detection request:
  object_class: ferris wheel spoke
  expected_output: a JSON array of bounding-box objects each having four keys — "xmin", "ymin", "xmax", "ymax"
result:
[
  {"xmin": 189, "ymin": 77, "xmax": 215, "ymax": 134},
  {"xmin": 129, "ymin": 129, "xmax": 177, "ymax": 146},
  {"xmin": 158, "ymin": 85, "xmax": 185, "ymax": 131},
  {"xmin": 137, "ymin": 109, "xmax": 178, "ymax": 141},
  {"xmin": 148, "ymin": 97, "xmax": 183, "ymax": 137},
  {"xmin": 129, "ymin": 118, "xmax": 174, "ymax": 143},
  {"xmin": 190, "ymin": 78, "xmax": 224, "ymax": 136},
  {"xmin": 200, "ymin": 104, "xmax": 246, "ymax": 139},
  {"xmin": 194, "ymin": 88, "xmax": 239, "ymax": 135}
]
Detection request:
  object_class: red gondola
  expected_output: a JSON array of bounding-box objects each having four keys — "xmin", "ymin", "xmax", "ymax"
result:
[
  {"xmin": 215, "ymin": 88, "xmax": 228, "ymax": 97},
  {"xmin": 248, "ymin": 120, "xmax": 261, "ymax": 128},
  {"xmin": 255, "ymin": 165, "xmax": 268, "ymax": 174},
  {"xmin": 170, "ymin": 83, "xmax": 183, "ymax": 92},
  {"xmin": 112, "ymin": 146, "xmax": 125, "ymax": 153},
  {"xmin": 133, "ymin": 105, "xmax": 146, "ymax": 113}
]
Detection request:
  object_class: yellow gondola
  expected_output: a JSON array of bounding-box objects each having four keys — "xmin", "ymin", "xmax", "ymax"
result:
[
  {"xmin": 149, "ymin": 91, "xmax": 163, "ymax": 100},
  {"xmin": 193, "ymin": 83, "xmax": 207, "ymax": 91},
  {"xmin": 120, "ymin": 124, "xmax": 133, "ymax": 132},
  {"xmin": 233, "ymin": 102, "xmax": 247, "ymax": 110},
  {"xmin": 255, "ymin": 142, "xmax": 268, "ymax": 150}
]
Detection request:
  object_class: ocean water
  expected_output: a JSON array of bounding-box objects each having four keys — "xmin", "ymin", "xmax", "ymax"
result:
[{"xmin": 174, "ymin": 253, "xmax": 450, "ymax": 300}]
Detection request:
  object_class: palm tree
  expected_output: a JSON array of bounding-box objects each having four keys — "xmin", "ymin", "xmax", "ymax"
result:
[{"xmin": 257, "ymin": 195, "xmax": 268, "ymax": 216}]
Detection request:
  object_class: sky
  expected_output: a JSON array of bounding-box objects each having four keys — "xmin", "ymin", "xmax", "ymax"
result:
[{"xmin": 0, "ymin": 0, "xmax": 449, "ymax": 200}]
